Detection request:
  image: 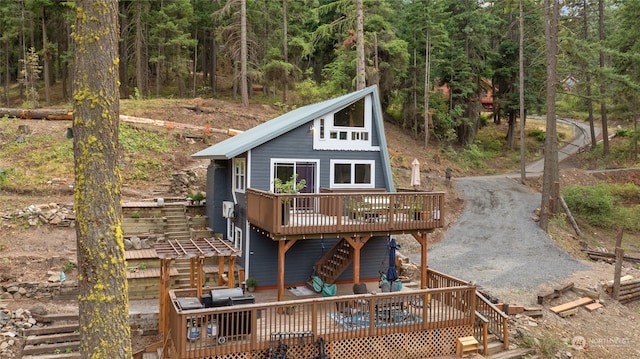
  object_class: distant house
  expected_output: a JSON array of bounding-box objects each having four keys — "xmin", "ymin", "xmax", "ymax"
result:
[
  {"xmin": 192, "ymin": 85, "xmax": 444, "ymax": 300},
  {"xmin": 433, "ymin": 79, "xmax": 494, "ymax": 112}
]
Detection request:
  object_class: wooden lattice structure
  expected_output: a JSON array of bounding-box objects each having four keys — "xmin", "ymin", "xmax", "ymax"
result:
[{"xmin": 155, "ymin": 238, "xmax": 241, "ymax": 343}]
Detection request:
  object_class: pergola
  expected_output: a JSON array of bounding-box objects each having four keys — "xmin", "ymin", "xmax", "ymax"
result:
[{"xmin": 154, "ymin": 238, "xmax": 241, "ymax": 336}]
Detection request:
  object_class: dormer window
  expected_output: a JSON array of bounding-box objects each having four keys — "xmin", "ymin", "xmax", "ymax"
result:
[{"xmin": 313, "ymin": 95, "xmax": 376, "ymax": 151}]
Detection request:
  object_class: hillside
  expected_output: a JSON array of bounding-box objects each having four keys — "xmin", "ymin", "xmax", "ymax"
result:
[{"xmin": 2, "ymin": 98, "xmax": 640, "ymax": 358}]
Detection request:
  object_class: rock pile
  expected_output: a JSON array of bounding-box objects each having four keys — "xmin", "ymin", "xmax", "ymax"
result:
[
  {"xmin": 0, "ymin": 281, "xmax": 77, "ymax": 301},
  {"xmin": 0, "ymin": 304, "xmax": 44, "ymax": 358},
  {"xmin": 123, "ymin": 235, "xmax": 157, "ymax": 250},
  {"xmin": 169, "ymin": 169, "xmax": 199, "ymax": 195},
  {"xmin": 1, "ymin": 203, "xmax": 75, "ymax": 227}
]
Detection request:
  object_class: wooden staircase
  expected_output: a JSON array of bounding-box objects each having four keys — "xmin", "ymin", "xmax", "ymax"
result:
[
  {"xmin": 311, "ymin": 238, "xmax": 354, "ymax": 285},
  {"xmin": 22, "ymin": 313, "xmax": 80, "ymax": 359},
  {"xmin": 162, "ymin": 205, "xmax": 190, "ymax": 241}
]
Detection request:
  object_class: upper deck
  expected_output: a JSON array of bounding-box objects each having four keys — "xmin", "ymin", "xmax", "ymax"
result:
[{"xmin": 246, "ymin": 189, "xmax": 445, "ymax": 240}]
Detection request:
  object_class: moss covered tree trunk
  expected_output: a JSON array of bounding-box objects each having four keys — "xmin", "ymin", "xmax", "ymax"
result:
[{"xmin": 72, "ymin": 1, "xmax": 132, "ymax": 358}]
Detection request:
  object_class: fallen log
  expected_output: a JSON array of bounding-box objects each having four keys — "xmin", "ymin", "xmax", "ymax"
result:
[
  {"xmin": 0, "ymin": 108, "xmax": 240, "ymax": 136},
  {"xmin": 560, "ymin": 196, "xmax": 581, "ymax": 236},
  {"xmin": 571, "ymin": 286, "xmax": 599, "ymax": 300},
  {"xmin": 0, "ymin": 107, "xmax": 72, "ymax": 120}
]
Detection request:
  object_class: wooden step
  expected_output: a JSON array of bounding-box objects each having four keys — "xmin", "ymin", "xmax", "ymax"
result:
[
  {"xmin": 22, "ymin": 341, "xmax": 80, "ymax": 356},
  {"xmin": 26, "ymin": 332, "xmax": 80, "ymax": 345},
  {"xmin": 32, "ymin": 313, "xmax": 79, "ymax": 323},
  {"xmin": 486, "ymin": 347, "xmax": 535, "ymax": 359},
  {"xmin": 23, "ymin": 324, "xmax": 79, "ymax": 336},
  {"xmin": 22, "ymin": 353, "xmax": 81, "ymax": 359}
]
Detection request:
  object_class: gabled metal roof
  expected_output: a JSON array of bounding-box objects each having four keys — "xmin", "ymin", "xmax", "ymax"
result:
[
  {"xmin": 192, "ymin": 85, "xmax": 384, "ymax": 160},
  {"xmin": 191, "ymin": 85, "xmax": 394, "ymax": 191}
]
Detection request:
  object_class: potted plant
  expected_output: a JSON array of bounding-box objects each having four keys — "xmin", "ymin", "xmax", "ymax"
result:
[
  {"xmin": 273, "ymin": 173, "xmax": 306, "ymax": 225},
  {"xmin": 186, "ymin": 191, "xmax": 205, "ymax": 205},
  {"xmin": 245, "ymin": 277, "xmax": 257, "ymax": 292}
]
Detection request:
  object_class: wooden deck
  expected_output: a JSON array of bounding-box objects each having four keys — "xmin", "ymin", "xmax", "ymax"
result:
[
  {"xmin": 164, "ymin": 270, "xmax": 479, "ymax": 359},
  {"xmin": 246, "ymin": 189, "xmax": 445, "ymax": 239}
]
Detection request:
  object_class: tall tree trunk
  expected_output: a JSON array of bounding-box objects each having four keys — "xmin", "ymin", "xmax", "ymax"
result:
[
  {"xmin": 72, "ymin": 1, "xmax": 132, "ymax": 357},
  {"xmin": 540, "ymin": 0, "xmax": 560, "ymax": 231},
  {"xmin": 355, "ymin": 0, "xmax": 365, "ymax": 90},
  {"xmin": 282, "ymin": 0, "xmax": 288, "ymax": 103},
  {"xmin": 506, "ymin": 111, "xmax": 516, "ymax": 149},
  {"xmin": 135, "ymin": 0, "xmax": 147, "ymax": 98},
  {"xmin": 519, "ymin": 0, "xmax": 526, "ymax": 184},
  {"xmin": 211, "ymin": 31, "xmax": 217, "ymax": 96},
  {"xmin": 240, "ymin": 0, "xmax": 248, "ymax": 106},
  {"xmin": 41, "ymin": 10, "xmax": 50, "ymax": 106},
  {"xmin": 119, "ymin": 2, "xmax": 129, "ymax": 99},
  {"xmin": 3, "ymin": 42, "xmax": 9, "ymax": 105},
  {"xmin": 583, "ymin": 0, "xmax": 596, "ymax": 149},
  {"xmin": 598, "ymin": 0, "xmax": 609, "ymax": 155},
  {"xmin": 633, "ymin": 92, "xmax": 638, "ymax": 160},
  {"xmin": 413, "ymin": 47, "xmax": 418, "ymax": 139},
  {"xmin": 424, "ymin": 30, "xmax": 431, "ymax": 149}
]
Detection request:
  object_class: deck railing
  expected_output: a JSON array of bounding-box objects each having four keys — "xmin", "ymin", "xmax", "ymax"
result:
[
  {"xmin": 166, "ymin": 284, "xmax": 475, "ymax": 358},
  {"xmin": 475, "ymin": 290, "xmax": 509, "ymax": 350},
  {"xmin": 246, "ymin": 189, "xmax": 445, "ymax": 238}
]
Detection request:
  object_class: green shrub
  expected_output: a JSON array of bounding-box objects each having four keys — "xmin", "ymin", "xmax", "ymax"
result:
[
  {"xmin": 528, "ymin": 128, "xmax": 546, "ymax": 142},
  {"xmin": 563, "ymin": 183, "xmax": 640, "ymax": 232},
  {"xmin": 615, "ymin": 127, "xmax": 634, "ymax": 137}
]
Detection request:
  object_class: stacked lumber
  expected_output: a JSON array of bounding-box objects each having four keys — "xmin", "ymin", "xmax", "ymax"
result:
[
  {"xmin": 583, "ymin": 249, "xmax": 640, "ymax": 264},
  {"xmin": 604, "ymin": 276, "xmax": 640, "ymax": 304},
  {"xmin": 549, "ymin": 297, "xmax": 595, "ymax": 317}
]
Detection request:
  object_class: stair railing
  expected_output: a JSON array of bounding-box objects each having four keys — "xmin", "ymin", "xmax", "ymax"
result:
[
  {"xmin": 313, "ymin": 238, "xmax": 353, "ymax": 284},
  {"xmin": 474, "ymin": 310, "xmax": 489, "ymax": 354},
  {"xmin": 475, "ymin": 290, "xmax": 509, "ymax": 350}
]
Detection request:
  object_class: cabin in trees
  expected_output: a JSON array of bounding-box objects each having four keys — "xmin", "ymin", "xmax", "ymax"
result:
[{"xmin": 192, "ymin": 85, "xmax": 445, "ymax": 300}]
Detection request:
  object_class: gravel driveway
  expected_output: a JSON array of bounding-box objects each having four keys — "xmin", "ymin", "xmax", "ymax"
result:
[
  {"xmin": 411, "ymin": 119, "xmax": 597, "ymax": 291},
  {"xmin": 423, "ymin": 176, "xmax": 588, "ymax": 291}
]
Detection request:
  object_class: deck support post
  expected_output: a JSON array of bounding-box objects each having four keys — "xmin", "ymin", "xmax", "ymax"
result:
[
  {"xmin": 344, "ymin": 236, "xmax": 369, "ymax": 284},
  {"xmin": 277, "ymin": 239, "xmax": 297, "ymax": 301},
  {"xmin": 197, "ymin": 256, "xmax": 204, "ymax": 300},
  {"xmin": 218, "ymin": 256, "xmax": 225, "ymax": 286},
  {"xmin": 412, "ymin": 232, "xmax": 428, "ymax": 289},
  {"xmin": 228, "ymin": 255, "xmax": 236, "ymax": 288},
  {"xmin": 159, "ymin": 257, "xmax": 171, "ymax": 357}
]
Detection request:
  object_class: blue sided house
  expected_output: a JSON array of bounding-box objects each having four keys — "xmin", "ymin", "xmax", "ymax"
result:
[{"xmin": 192, "ymin": 85, "xmax": 444, "ymax": 301}]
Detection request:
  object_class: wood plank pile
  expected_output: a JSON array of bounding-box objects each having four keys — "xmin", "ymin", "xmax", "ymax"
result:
[
  {"xmin": 604, "ymin": 276, "xmax": 640, "ymax": 304},
  {"xmin": 549, "ymin": 297, "xmax": 595, "ymax": 317},
  {"xmin": 583, "ymin": 249, "xmax": 640, "ymax": 264},
  {"xmin": 538, "ymin": 282, "xmax": 604, "ymax": 317}
]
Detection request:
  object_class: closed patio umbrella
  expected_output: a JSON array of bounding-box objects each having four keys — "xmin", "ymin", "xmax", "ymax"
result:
[
  {"xmin": 386, "ymin": 238, "xmax": 398, "ymax": 284},
  {"xmin": 411, "ymin": 158, "xmax": 421, "ymax": 188}
]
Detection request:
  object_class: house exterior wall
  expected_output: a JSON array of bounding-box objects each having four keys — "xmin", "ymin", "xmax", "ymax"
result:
[
  {"xmin": 248, "ymin": 230, "xmax": 389, "ymax": 287},
  {"xmin": 250, "ymin": 123, "xmax": 387, "ymax": 192},
  {"xmin": 205, "ymin": 160, "xmax": 231, "ymax": 234}
]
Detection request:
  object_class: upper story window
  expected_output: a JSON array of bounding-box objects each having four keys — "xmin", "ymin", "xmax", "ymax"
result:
[
  {"xmin": 233, "ymin": 158, "xmax": 246, "ymax": 192},
  {"xmin": 330, "ymin": 160, "xmax": 374, "ymax": 189},
  {"xmin": 313, "ymin": 95, "xmax": 376, "ymax": 151}
]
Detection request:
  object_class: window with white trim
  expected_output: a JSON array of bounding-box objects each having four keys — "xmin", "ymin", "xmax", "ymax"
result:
[
  {"xmin": 233, "ymin": 158, "xmax": 246, "ymax": 192},
  {"xmin": 329, "ymin": 160, "xmax": 375, "ymax": 188},
  {"xmin": 314, "ymin": 96, "xmax": 377, "ymax": 151},
  {"xmin": 233, "ymin": 227, "xmax": 242, "ymax": 249}
]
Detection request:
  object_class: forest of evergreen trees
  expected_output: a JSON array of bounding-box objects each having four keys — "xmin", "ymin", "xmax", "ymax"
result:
[{"xmin": 1, "ymin": 0, "xmax": 639, "ymax": 147}]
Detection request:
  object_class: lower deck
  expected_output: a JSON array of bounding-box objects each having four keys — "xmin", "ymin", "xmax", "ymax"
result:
[{"xmin": 164, "ymin": 272, "xmax": 478, "ymax": 359}]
